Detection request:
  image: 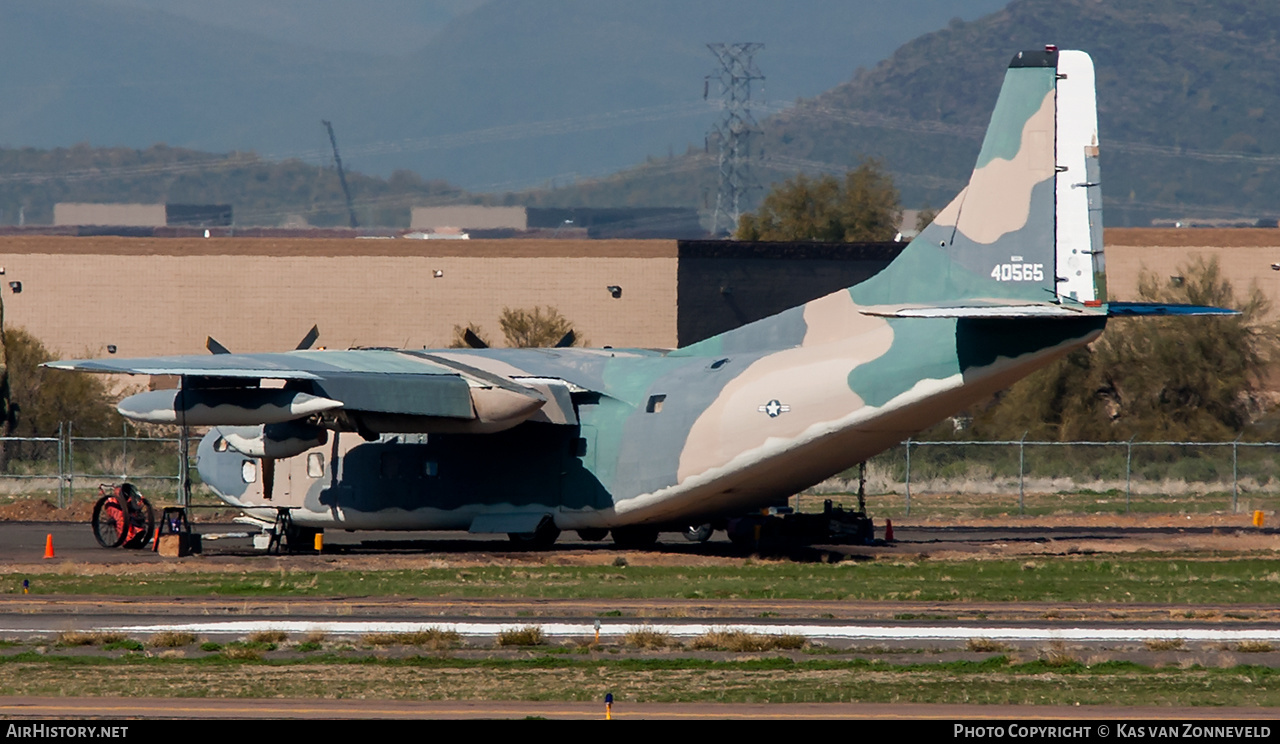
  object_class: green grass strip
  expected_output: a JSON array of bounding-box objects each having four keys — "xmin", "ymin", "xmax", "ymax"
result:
[{"xmin": 7, "ymin": 556, "xmax": 1280, "ymax": 603}]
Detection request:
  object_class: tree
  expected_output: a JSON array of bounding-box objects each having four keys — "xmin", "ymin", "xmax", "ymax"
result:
[
  {"xmin": 498, "ymin": 306, "xmax": 579, "ymax": 348},
  {"xmin": 736, "ymin": 158, "xmax": 902, "ymax": 242},
  {"xmin": 448, "ymin": 307, "xmax": 580, "ymax": 349},
  {"xmin": 964, "ymin": 257, "xmax": 1273, "ymax": 442},
  {"xmin": 1, "ymin": 328, "xmax": 124, "ymax": 466}
]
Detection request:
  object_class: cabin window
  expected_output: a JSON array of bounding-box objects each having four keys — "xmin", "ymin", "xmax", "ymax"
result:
[
  {"xmin": 307, "ymin": 452, "xmax": 325, "ymax": 478},
  {"xmin": 424, "ymin": 460, "xmax": 438, "ymax": 477},
  {"xmin": 241, "ymin": 460, "xmax": 257, "ymax": 483},
  {"xmin": 646, "ymin": 394, "xmax": 666, "ymax": 413}
]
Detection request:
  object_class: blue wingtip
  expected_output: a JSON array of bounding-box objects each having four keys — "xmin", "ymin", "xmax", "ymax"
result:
[{"xmin": 1106, "ymin": 302, "xmax": 1241, "ymax": 317}]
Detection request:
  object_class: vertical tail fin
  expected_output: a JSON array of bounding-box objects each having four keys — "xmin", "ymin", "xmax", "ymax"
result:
[{"xmin": 852, "ymin": 47, "xmax": 1104, "ymax": 308}]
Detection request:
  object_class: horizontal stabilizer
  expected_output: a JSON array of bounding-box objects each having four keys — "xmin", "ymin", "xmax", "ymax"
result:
[
  {"xmin": 1106, "ymin": 303, "xmax": 1240, "ymax": 317},
  {"xmin": 862, "ymin": 302, "xmax": 1104, "ymax": 319}
]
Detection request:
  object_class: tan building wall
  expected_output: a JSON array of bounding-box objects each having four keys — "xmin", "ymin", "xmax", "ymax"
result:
[
  {"xmin": 1105, "ymin": 228, "xmax": 1280, "ymax": 321},
  {"xmin": 53, "ymin": 203, "xmax": 166, "ymax": 227},
  {"xmin": 0, "ymin": 237, "xmax": 678, "ymax": 360},
  {"xmin": 410, "ymin": 206, "xmax": 528, "ymax": 231},
  {"xmin": 5, "ymin": 229, "xmax": 1278, "ymax": 364}
]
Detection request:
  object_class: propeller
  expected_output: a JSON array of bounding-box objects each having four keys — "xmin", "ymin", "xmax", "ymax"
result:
[
  {"xmin": 205, "ymin": 325, "xmax": 320, "ymax": 355},
  {"xmin": 295, "ymin": 325, "xmax": 320, "ymax": 351}
]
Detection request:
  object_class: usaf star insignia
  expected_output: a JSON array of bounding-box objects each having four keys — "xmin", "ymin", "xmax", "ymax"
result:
[{"xmin": 758, "ymin": 399, "xmax": 790, "ymax": 418}]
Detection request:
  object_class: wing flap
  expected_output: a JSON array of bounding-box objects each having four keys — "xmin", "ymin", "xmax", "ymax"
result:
[{"xmin": 312, "ymin": 373, "xmax": 476, "ymax": 418}]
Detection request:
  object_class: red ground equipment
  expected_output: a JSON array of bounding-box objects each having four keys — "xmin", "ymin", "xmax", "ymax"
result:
[{"xmin": 91, "ymin": 483, "xmax": 154, "ymax": 549}]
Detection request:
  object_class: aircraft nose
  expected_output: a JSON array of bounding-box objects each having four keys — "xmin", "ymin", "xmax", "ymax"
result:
[{"xmin": 195, "ymin": 429, "xmax": 251, "ymax": 502}]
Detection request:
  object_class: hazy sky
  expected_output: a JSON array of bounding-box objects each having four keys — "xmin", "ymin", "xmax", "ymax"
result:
[
  {"xmin": 94, "ymin": 0, "xmax": 488, "ymax": 56},
  {"xmin": 7, "ymin": 0, "xmax": 1011, "ymax": 190}
]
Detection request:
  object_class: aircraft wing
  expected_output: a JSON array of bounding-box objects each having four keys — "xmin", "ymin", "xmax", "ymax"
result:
[{"xmin": 45, "ymin": 349, "xmax": 566, "ymax": 433}]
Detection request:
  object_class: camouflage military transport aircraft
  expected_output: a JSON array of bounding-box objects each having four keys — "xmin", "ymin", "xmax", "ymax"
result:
[{"xmin": 49, "ymin": 48, "xmax": 1231, "ymax": 548}]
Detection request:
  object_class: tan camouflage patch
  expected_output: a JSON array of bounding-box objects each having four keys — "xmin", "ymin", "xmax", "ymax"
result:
[
  {"xmin": 952, "ymin": 89, "xmax": 1056, "ymax": 245},
  {"xmin": 676, "ymin": 292, "xmax": 893, "ymax": 482}
]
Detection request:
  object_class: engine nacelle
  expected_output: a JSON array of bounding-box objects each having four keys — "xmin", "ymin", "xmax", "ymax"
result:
[{"xmin": 217, "ymin": 422, "xmax": 329, "ymax": 459}]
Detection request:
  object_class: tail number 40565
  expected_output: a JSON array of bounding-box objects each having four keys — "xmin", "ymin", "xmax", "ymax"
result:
[{"xmin": 991, "ymin": 263, "xmax": 1044, "ymax": 282}]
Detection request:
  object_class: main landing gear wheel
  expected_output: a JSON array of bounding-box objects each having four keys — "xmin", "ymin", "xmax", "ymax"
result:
[
  {"xmin": 682, "ymin": 524, "xmax": 714, "ymax": 543},
  {"xmin": 91, "ymin": 484, "xmax": 154, "ymax": 549},
  {"xmin": 508, "ymin": 516, "xmax": 561, "ymax": 550}
]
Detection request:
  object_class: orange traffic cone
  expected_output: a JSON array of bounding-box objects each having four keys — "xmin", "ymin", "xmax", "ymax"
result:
[
  {"xmin": 43, "ymin": 534, "xmax": 54, "ymax": 559},
  {"xmin": 884, "ymin": 519, "xmax": 895, "ymax": 542}
]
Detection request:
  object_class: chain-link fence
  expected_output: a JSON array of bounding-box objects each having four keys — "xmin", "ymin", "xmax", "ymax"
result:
[
  {"xmin": 807, "ymin": 439, "xmax": 1280, "ymax": 519},
  {"xmin": 5, "ymin": 426, "xmax": 1280, "ymax": 519},
  {"xmin": 0, "ymin": 423, "xmax": 185, "ymax": 509}
]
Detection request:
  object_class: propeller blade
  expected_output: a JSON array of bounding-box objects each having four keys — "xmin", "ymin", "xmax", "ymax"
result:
[
  {"xmin": 463, "ymin": 328, "xmax": 489, "ymax": 349},
  {"xmin": 296, "ymin": 325, "xmax": 320, "ymax": 350},
  {"xmin": 554, "ymin": 330, "xmax": 576, "ymax": 348},
  {"xmin": 206, "ymin": 337, "xmax": 231, "ymax": 355}
]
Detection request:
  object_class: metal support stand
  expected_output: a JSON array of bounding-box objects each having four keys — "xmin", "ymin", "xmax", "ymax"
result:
[{"xmin": 268, "ymin": 508, "xmax": 294, "ymax": 555}]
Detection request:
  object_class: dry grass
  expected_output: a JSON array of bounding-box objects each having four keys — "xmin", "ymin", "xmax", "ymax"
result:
[
  {"xmin": 56, "ymin": 631, "xmax": 126, "ymax": 647},
  {"xmin": 497, "ymin": 626, "xmax": 545, "ymax": 647},
  {"xmin": 1236, "ymin": 641, "xmax": 1274, "ymax": 653},
  {"xmin": 1039, "ymin": 642, "xmax": 1079, "ymax": 668},
  {"xmin": 624, "ymin": 627, "xmax": 673, "ymax": 649},
  {"xmin": 1145, "ymin": 638, "xmax": 1185, "ymax": 651},
  {"xmin": 690, "ymin": 630, "xmax": 806, "ymax": 652},
  {"xmin": 148, "ymin": 632, "xmax": 197, "ymax": 648},
  {"xmin": 221, "ymin": 646, "xmax": 263, "ymax": 661},
  {"xmin": 966, "ymin": 638, "xmax": 1010, "ymax": 653},
  {"xmin": 247, "ymin": 630, "xmax": 288, "ymax": 644},
  {"xmin": 362, "ymin": 629, "xmax": 461, "ymax": 650}
]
